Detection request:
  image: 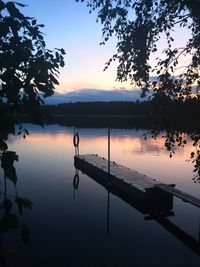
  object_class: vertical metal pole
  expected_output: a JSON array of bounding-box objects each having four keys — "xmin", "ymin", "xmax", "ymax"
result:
[
  {"xmin": 108, "ymin": 127, "xmax": 110, "ymax": 174},
  {"xmin": 106, "ymin": 127, "xmax": 111, "ymax": 236}
]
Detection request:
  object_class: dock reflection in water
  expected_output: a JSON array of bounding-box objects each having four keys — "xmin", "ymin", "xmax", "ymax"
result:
[{"xmin": 74, "ymin": 156, "xmax": 200, "ymax": 256}]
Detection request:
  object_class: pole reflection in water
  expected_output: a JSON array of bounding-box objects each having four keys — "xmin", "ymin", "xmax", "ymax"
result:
[{"xmin": 106, "ymin": 189, "xmax": 110, "ymax": 237}]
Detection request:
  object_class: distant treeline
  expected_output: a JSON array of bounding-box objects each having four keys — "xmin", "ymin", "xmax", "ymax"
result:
[
  {"xmin": 41, "ymin": 98, "xmax": 200, "ymax": 131},
  {"xmin": 45, "ymin": 98, "xmax": 200, "ymax": 119},
  {"xmin": 14, "ymin": 98, "xmax": 199, "ymax": 131},
  {"xmin": 45, "ymin": 101, "xmax": 151, "ymax": 116}
]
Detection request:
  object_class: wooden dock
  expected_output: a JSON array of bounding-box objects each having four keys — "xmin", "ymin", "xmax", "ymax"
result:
[{"xmin": 74, "ymin": 154, "xmax": 200, "ymax": 209}]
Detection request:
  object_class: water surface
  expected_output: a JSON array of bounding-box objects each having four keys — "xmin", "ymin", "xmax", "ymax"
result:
[{"xmin": 2, "ymin": 124, "xmax": 200, "ymax": 267}]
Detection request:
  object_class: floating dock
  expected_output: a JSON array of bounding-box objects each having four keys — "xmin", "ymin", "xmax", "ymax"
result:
[
  {"xmin": 74, "ymin": 154, "xmax": 200, "ymax": 209},
  {"xmin": 74, "ymin": 154, "xmax": 174, "ymax": 214},
  {"xmin": 74, "ymin": 154, "xmax": 200, "ymax": 256}
]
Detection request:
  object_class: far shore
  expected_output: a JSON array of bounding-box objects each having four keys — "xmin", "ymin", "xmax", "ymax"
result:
[{"xmin": 47, "ymin": 114, "xmax": 150, "ymax": 118}]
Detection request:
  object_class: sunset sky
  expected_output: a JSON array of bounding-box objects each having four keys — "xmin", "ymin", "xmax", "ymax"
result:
[{"xmin": 21, "ymin": 0, "xmax": 191, "ymax": 94}]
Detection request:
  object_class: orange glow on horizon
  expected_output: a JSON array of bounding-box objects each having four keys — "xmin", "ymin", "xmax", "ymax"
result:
[{"xmin": 10, "ymin": 130, "xmax": 193, "ymax": 159}]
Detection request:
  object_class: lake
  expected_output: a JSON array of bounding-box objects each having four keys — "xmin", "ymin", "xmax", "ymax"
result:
[{"xmin": 1, "ymin": 123, "xmax": 200, "ymax": 267}]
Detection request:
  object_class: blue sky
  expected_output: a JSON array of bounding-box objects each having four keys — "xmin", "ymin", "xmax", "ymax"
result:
[
  {"xmin": 20, "ymin": 0, "xmax": 125, "ymax": 92},
  {"xmin": 19, "ymin": 0, "xmax": 191, "ymax": 94}
]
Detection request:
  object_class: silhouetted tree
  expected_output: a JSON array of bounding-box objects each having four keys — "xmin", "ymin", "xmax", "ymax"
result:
[
  {"xmin": 0, "ymin": 0, "xmax": 65, "ymax": 247},
  {"xmin": 0, "ymin": 0, "xmax": 65, "ymax": 151},
  {"xmin": 76, "ymin": 0, "xmax": 199, "ymax": 99}
]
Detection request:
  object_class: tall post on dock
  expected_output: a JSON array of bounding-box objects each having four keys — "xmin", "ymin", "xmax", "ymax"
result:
[
  {"xmin": 107, "ymin": 127, "xmax": 111, "ymax": 236},
  {"xmin": 108, "ymin": 127, "xmax": 110, "ymax": 174}
]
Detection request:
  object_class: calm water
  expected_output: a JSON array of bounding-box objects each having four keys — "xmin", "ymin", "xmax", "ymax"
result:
[{"xmin": 2, "ymin": 124, "xmax": 200, "ymax": 266}]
